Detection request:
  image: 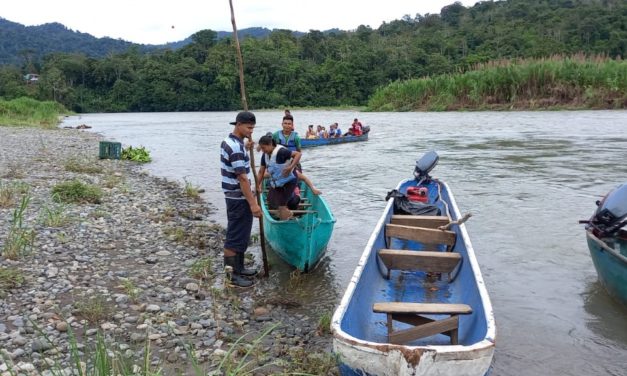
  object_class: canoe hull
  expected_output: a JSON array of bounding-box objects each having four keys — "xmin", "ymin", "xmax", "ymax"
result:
[
  {"xmin": 586, "ymin": 232, "xmax": 627, "ymax": 307},
  {"xmin": 261, "ymin": 183, "xmax": 335, "ymax": 272},
  {"xmin": 301, "ymin": 133, "xmax": 368, "ymax": 148},
  {"xmin": 332, "ymin": 178, "xmax": 495, "ymax": 376}
]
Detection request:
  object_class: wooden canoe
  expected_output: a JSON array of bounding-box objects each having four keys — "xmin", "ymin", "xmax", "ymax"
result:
[
  {"xmin": 260, "ymin": 182, "xmax": 336, "ymax": 272},
  {"xmin": 301, "ymin": 133, "xmax": 368, "ymax": 148},
  {"xmin": 331, "ymin": 176, "xmax": 495, "ymax": 376}
]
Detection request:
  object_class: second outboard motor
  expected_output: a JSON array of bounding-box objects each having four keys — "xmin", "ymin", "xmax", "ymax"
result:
[
  {"xmin": 588, "ymin": 183, "xmax": 627, "ymax": 237},
  {"xmin": 414, "ymin": 151, "xmax": 439, "ymax": 182}
]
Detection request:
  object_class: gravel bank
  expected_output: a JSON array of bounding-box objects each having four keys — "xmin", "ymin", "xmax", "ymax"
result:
[{"xmin": 0, "ymin": 127, "xmax": 336, "ymax": 375}]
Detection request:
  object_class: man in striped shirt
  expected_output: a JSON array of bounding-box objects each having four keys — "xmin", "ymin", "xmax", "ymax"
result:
[{"xmin": 221, "ymin": 111, "xmax": 261, "ymax": 288}]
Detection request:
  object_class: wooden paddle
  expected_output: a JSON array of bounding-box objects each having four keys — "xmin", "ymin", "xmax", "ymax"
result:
[{"xmin": 229, "ymin": 0, "xmax": 269, "ymax": 277}]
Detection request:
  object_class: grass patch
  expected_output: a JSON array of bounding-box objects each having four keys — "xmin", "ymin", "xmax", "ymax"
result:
[
  {"xmin": 120, "ymin": 279, "xmax": 141, "ymax": 303},
  {"xmin": 40, "ymin": 202, "xmax": 71, "ymax": 227},
  {"xmin": 2, "ymin": 195, "xmax": 35, "ymax": 260},
  {"xmin": 317, "ymin": 312, "xmax": 332, "ymax": 335},
  {"xmin": 74, "ymin": 293, "xmax": 112, "ymax": 323},
  {"xmin": 0, "ymin": 97, "xmax": 69, "ymax": 128},
  {"xmin": 52, "ymin": 180, "xmax": 103, "ymax": 204},
  {"xmin": 190, "ymin": 257, "xmax": 215, "ymax": 281},
  {"xmin": 284, "ymin": 348, "xmax": 339, "ymax": 375},
  {"xmin": 65, "ymin": 157, "xmax": 104, "ymax": 174},
  {"xmin": 102, "ymin": 172, "xmax": 125, "ymax": 189},
  {"xmin": 0, "ymin": 181, "xmax": 29, "ymax": 208},
  {"xmin": 211, "ymin": 323, "xmax": 280, "ymax": 376},
  {"xmin": 183, "ymin": 178, "xmax": 201, "ymax": 199},
  {"xmin": 2, "ymin": 163, "xmax": 25, "ymax": 179},
  {"xmin": 163, "ymin": 226, "xmax": 185, "ymax": 243},
  {"xmin": 89, "ymin": 208, "xmax": 110, "ymax": 219},
  {"xmin": 0, "ymin": 267, "xmax": 24, "ymax": 298}
]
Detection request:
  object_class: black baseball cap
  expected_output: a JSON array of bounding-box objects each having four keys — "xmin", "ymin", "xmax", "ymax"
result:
[{"xmin": 230, "ymin": 111, "xmax": 256, "ymax": 125}]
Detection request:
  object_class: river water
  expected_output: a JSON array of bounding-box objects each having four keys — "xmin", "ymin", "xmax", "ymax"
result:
[{"xmin": 62, "ymin": 110, "xmax": 627, "ymax": 375}]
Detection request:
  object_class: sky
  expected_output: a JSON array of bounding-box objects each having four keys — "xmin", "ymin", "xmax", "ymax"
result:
[{"xmin": 1, "ymin": 0, "xmax": 479, "ymax": 45}]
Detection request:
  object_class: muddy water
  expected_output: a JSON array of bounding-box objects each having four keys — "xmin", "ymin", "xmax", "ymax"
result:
[{"xmin": 65, "ymin": 110, "xmax": 627, "ymax": 375}]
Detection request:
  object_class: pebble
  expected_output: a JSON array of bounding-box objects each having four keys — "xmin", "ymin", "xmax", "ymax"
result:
[{"xmin": 55, "ymin": 322, "xmax": 69, "ymax": 332}]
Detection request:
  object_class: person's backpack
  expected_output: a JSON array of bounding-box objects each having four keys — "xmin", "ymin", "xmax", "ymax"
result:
[{"xmin": 385, "ymin": 189, "xmax": 440, "ymax": 216}]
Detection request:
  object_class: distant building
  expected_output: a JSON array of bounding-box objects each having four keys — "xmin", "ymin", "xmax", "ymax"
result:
[{"xmin": 24, "ymin": 73, "xmax": 39, "ymax": 83}]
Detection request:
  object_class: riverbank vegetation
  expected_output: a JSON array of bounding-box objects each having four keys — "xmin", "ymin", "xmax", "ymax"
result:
[
  {"xmin": 368, "ymin": 55, "xmax": 627, "ymax": 111},
  {"xmin": 0, "ymin": 96, "xmax": 68, "ymax": 127},
  {"xmin": 0, "ymin": 0, "xmax": 625, "ymax": 112}
]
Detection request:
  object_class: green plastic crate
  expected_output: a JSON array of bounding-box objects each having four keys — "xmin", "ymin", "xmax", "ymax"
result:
[{"xmin": 99, "ymin": 141, "xmax": 121, "ymax": 159}]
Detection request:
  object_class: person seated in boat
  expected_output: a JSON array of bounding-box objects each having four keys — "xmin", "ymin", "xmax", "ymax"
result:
[
  {"xmin": 257, "ymin": 134, "xmax": 300, "ymax": 220},
  {"xmin": 273, "ymin": 114, "xmax": 301, "ymax": 152},
  {"xmin": 321, "ymin": 126, "xmax": 329, "ymax": 139},
  {"xmin": 351, "ymin": 118, "xmax": 363, "ymax": 136},
  {"xmin": 316, "ymin": 125, "xmax": 324, "ymax": 139},
  {"xmin": 305, "ymin": 124, "xmax": 317, "ymax": 139},
  {"xmin": 257, "ymin": 134, "xmax": 322, "ymax": 218},
  {"xmin": 329, "ymin": 123, "xmax": 342, "ymax": 138}
]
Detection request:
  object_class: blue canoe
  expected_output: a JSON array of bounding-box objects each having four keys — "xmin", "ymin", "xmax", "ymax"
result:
[
  {"xmin": 301, "ymin": 133, "xmax": 368, "ymax": 148},
  {"xmin": 260, "ymin": 182, "xmax": 336, "ymax": 272},
  {"xmin": 584, "ymin": 182, "xmax": 627, "ymax": 307},
  {"xmin": 331, "ymin": 162, "xmax": 495, "ymax": 375}
]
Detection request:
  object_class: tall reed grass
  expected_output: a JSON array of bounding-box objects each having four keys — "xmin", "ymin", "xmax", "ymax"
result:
[
  {"xmin": 0, "ymin": 97, "xmax": 68, "ymax": 128},
  {"xmin": 368, "ymin": 55, "xmax": 627, "ymax": 111}
]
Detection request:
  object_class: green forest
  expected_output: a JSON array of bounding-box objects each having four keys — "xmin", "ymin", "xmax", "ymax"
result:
[{"xmin": 0, "ymin": 0, "xmax": 626, "ymax": 113}]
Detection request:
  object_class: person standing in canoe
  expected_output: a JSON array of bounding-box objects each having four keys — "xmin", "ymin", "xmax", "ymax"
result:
[
  {"xmin": 257, "ymin": 134, "xmax": 302, "ymax": 220},
  {"xmin": 220, "ymin": 111, "xmax": 261, "ymax": 288},
  {"xmin": 273, "ymin": 114, "xmax": 301, "ymax": 152}
]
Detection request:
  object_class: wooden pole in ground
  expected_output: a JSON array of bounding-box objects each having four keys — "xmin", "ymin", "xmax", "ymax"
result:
[{"xmin": 229, "ymin": 0, "xmax": 269, "ymax": 277}]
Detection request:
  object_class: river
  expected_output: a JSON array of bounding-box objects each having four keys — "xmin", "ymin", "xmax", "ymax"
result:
[{"xmin": 62, "ymin": 110, "xmax": 627, "ymax": 376}]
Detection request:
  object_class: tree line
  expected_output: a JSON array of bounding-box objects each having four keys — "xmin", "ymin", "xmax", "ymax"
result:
[{"xmin": 0, "ymin": 0, "xmax": 625, "ymax": 112}]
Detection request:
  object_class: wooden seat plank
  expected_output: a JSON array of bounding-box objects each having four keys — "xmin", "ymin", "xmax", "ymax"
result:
[
  {"xmin": 386, "ymin": 224, "xmax": 456, "ymax": 246},
  {"xmin": 378, "ymin": 249, "xmax": 461, "ymax": 273},
  {"xmin": 373, "ymin": 302, "xmax": 472, "ymax": 315},
  {"xmin": 388, "ymin": 316, "xmax": 459, "ymax": 345},
  {"xmin": 374, "ymin": 302, "xmax": 471, "ymax": 345},
  {"xmin": 391, "ymin": 215, "xmax": 450, "ymax": 228}
]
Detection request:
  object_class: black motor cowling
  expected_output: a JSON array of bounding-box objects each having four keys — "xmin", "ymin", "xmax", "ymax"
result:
[
  {"xmin": 588, "ymin": 183, "xmax": 627, "ymax": 237},
  {"xmin": 414, "ymin": 151, "xmax": 439, "ymax": 181}
]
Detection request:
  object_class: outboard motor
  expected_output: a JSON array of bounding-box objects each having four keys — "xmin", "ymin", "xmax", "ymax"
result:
[
  {"xmin": 588, "ymin": 183, "xmax": 627, "ymax": 237},
  {"xmin": 414, "ymin": 151, "xmax": 439, "ymax": 182}
]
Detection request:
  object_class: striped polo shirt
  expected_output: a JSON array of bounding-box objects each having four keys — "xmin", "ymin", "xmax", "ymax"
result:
[{"xmin": 220, "ymin": 133, "xmax": 250, "ymax": 199}]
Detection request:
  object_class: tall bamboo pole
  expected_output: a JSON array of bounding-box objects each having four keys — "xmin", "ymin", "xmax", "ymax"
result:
[{"xmin": 229, "ymin": 0, "xmax": 269, "ymax": 277}]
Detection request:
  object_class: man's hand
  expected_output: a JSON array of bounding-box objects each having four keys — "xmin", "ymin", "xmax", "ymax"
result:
[
  {"xmin": 245, "ymin": 140, "xmax": 255, "ymax": 151},
  {"xmin": 250, "ymin": 203, "xmax": 262, "ymax": 218}
]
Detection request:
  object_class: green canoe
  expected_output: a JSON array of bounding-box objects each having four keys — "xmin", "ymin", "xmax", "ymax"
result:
[{"xmin": 260, "ymin": 182, "xmax": 336, "ymax": 272}]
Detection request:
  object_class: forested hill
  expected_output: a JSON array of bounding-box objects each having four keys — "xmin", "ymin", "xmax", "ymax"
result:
[
  {"xmin": 0, "ymin": 18, "xmax": 151, "ymax": 65},
  {"xmin": 0, "ymin": 18, "xmax": 289, "ymax": 65},
  {"xmin": 1, "ymin": 0, "xmax": 626, "ymax": 113}
]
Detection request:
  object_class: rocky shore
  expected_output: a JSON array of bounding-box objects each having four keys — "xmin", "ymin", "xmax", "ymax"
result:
[{"xmin": 0, "ymin": 127, "xmax": 337, "ymax": 375}]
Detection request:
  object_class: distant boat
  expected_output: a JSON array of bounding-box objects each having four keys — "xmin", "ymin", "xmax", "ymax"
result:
[
  {"xmin": 584, "ymin": 182, "xmax": 627, "ymax": 307},
  {"xmin": 332, "ymin": 151, "xmax": 495, "ymax": 376},
  {"xmin": 260, "ymin": 182, "xmax": 336, "ymax": 272},
  {"xmin": 301, "ymin": 129, "xmax": 369, "ymax": 148}
]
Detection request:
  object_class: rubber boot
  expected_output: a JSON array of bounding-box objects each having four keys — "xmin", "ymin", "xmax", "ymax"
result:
[
  {"xmin": 224, "ymin": 256, "xmax": 254, "ymax": 288},
  {"xmin": 237, "ymin": 253, "xmax": 258, "ymax": 277}
]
